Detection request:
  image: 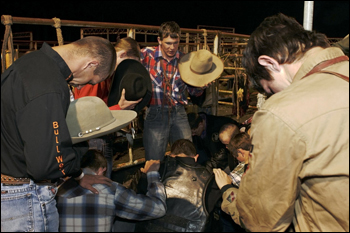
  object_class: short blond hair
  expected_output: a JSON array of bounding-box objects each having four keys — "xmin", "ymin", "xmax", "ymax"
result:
[
  {"xmin": 115, "ymin": 37, "xmax": 141, "ymax": 60},
  {"xmin": 72, "ymin": 36, "xmax": 116, "ymax": 79}
]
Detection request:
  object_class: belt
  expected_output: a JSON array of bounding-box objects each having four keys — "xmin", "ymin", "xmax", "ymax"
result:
[
  {"xmin": 1, "ymin": 174, "xmax": 31, "ymax": 185},
  {"xmin": 1, "ymin": 174, "xmax": 54, "ymax": 186}
]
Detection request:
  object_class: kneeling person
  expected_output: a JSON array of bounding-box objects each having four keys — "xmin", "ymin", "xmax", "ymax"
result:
[
  {"xmin": 135, "ymin": 139, "xmax": 222, "ymax": 232},
  {"xmin": 56, "ymin": 150, "xmax": 166, "ymax": 232}
]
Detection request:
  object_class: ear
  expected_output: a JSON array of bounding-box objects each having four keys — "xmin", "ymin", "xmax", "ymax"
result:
[
  {"xmin": 96, "ymin": 167, "xmax": 106, "ymax": 176},
  {"xmin": 258, "ymin": 55, "xmax": 281, "ymax": 72},
  {"xmin": 117, "ymin": 50, "xmax": 127, "ymax": 59},
  {"xmin": 194, "ymin": 154, "xmax": 199, "ymax": 163},
  {"xmin": 120, "ymin": 51, "xmax": 127, "ymax": 58},
  {"xmin": 199, "ymin": 120, "xmax": 205, "ymax": 127},
  {"xmin": 86, "ymin": 61, "xmax": 99, "ymax": 70},
  {"xmin": 157, "ymin": 37, "xmax": 162, "ymax": 45}
]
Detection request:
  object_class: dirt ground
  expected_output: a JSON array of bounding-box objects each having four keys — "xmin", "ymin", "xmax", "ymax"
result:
[{"xmin": 112, "ymin": 88, "xmax": 258, "ymax": 171}]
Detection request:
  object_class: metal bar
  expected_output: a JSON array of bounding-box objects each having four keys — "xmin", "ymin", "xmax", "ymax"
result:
[
  {"xmin": 223, "ymin": 67, "xmax": 245, "ymax": 70},
  {"xmin": 219, "ymin": 90, "xmax": 233, "ymax": 94},
  {"xmin": 303, "ymin": 1, "xmax": 314, "ymax": 31},
  {"xmin": 212, "ymin": 33, "xmax": 220, "ymax": 115},
  {"xmin": 225, "ymin": 53, "xmax": 243, "ymax": 57},
  {"xmin": 221, "ymin": 43, "xmax": 248, "ymax": 46},
  {"xmin": 218, "ymin": 101, "xmax": 234, "ymax": 106},
  {"xmin": 1, "ymin": 16, "xmax": 250, "ymax": 37},
  {"xmin": 219, "ymin": 79, "xmax": 231, "ymax": 82},
  {"xmin": 220, "ymin": 75, "xmax": 236, "ymax": 79}
]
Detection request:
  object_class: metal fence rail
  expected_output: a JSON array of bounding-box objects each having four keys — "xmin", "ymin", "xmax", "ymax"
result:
[{"xmin": 1, "ymin": 15, "xmax": 343, "ymax": 118}]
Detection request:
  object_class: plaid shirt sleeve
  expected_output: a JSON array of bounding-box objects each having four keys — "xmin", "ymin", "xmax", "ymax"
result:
[
  {"xmin": 229, "ymin": 163, "xmax": 246, "ymax": 187},
  {"xmin": 114, "ymin": 171, "xmax": 166, "ymax": 220}
]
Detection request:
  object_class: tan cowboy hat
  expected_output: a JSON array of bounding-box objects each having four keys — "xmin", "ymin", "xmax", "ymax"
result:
[
  {"xmin": 178, "ymin": 49, "xmax": 224, "ymax": 87},
  {"xmin": 67, "ymin": 96, "xmax": 137, "ymax": 144},
  {"xmin": 107, "ymin": 59, "xmax": 152, "ymax": 113}
]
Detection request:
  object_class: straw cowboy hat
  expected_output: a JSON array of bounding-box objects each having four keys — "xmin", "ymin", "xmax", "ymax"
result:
[
  {"xmin": 67, "ymin": 96, "xmax": 137, "ymax": 144},
  {"xmin": 178, "ymin": 49, "xmax": 224, "ymax": 87},
  {"xmin": 107, "ymin": 59, "xmax": 152, "ymax": 113}
]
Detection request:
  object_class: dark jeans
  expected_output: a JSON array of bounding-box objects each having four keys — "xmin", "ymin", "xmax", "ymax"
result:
[
  {"xmin": 220, "ymin": 209, "xmax": 245, "ymax": 232},
  {"xmin": 143, "ymin": 105, "xmax": 192, "ymax": 161},
  {"xmin": 88, "ymin": 134, "xmax": 115, "ymax": 178}
]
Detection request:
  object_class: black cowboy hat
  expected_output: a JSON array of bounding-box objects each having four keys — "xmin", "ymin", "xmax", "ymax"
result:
[{"xmin": 107, "ymin": 59, "xmax": 152, "ymax": 113}]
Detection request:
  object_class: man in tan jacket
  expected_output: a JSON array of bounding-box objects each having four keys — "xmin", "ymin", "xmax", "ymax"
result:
[{"xmin": 216, "ymin": 13, "xmax": 349, "ymax": 232}]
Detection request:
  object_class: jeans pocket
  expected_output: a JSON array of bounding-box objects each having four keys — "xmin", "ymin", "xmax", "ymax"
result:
[
  {"xmin": 41, "ymin": 197, "xmax": 59, "ymax": 232},
  {"xmin": 1, "ymin": 193, "xmax": 34, "ymax": 232},
  {"xmin": 145, "ymin": 107, "xmax": 159, "ymax": 121}
]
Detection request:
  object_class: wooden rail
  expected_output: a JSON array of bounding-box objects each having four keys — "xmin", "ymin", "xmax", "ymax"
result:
[{"xmin": 2, "ymin": 15, "xmax": 252, "ymax": 119}]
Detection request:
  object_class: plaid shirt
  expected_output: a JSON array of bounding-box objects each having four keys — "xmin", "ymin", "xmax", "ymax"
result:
[
  {"xmin": 56, "ymin": 169, "xmax": 166, "ymax": 232},
  {"xmin": 140, "ymin": 46, "xmax": 204, "ymax": 106},
  {"xmin": 229, "ymin": 162, "xmax": 247, "ymax": 188}
]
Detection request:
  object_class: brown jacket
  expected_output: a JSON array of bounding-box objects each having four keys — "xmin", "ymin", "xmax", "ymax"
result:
[{"xmin": 223, "ymin": 47, "xmax": 349, "ymax": 232}]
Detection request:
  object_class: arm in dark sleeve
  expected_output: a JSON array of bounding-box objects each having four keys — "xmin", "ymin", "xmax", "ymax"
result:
[
  {"xmin": 187, "ymin": 85, "xmax": 205, "ymax": 97},
  {"xmin": 17, "ymin": 93, "xmax": 87, "ymax": 180},
  {"xmin": 114, "ymin": 171, "xmax": 166, "ymax": 220}
]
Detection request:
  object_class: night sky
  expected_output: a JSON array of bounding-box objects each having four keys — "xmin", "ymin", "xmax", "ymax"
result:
[{"xmin": 1, "ymin": 1, "xmax": 349, "ymax": 42}]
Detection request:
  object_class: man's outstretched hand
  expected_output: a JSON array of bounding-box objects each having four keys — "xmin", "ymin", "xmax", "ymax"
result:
[
  {"xmin": 213, "ymin": 168, "xmax": 232, "ymax": 189},
  {"xmin": 140, "ymin": 160, "xmax": 160, "ymax": 173}
]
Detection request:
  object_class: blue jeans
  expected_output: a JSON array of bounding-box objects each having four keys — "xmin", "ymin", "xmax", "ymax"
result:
[
  {"xmin": 1, "ymin": 180, "xmax": 58, "ymax": 232},
  {"xmin": 143, "ymin": 105, "xmax": 192, "ymax": 161},
  {"xmin": 220, "ymin": 209, "xmax": 245, "ymax": 232}
]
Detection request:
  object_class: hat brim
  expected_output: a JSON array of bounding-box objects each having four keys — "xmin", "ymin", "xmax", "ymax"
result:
[
  {"xmin": 71, "ymin": 110, "xmax": 137, "ymax": 144},
  {"xmin": 178, "ymin": 52, "xmax": 224, "ymax": 87},
  {"xmin": 107, "ymin": 59, "xmax": 152, "ymax": 113}
]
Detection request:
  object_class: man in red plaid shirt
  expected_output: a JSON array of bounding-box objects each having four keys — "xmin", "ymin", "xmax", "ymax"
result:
[{"xmin": 140, "ymin": 21, "xmax": 206, "ymax": 161}]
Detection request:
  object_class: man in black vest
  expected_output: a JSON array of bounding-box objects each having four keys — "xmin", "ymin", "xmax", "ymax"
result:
[{"xmin": 134, "ymin": 139, "xmax": 222, "ymax": 232}]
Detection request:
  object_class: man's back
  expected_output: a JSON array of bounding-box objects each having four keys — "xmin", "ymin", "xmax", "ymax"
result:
[
  {"xmin": 57, "ymin": 167, "xmax": 166, "ymax": 232},
  {"xmin": 238, "ymin": 47, "xmax": 349, "ymax": 231},
  {"xmin": 1, "ymin": 45, "xmax": 75, "ymax": 180},
  {"xmin": 135, "ymin": 156, "xmax": 220, "ymax": 232}
]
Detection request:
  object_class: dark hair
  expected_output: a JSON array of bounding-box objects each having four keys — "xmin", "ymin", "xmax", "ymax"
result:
[
  {"xmin": 159, "ymin": 21, "xmax": 181, "ymax": 40},
  {"xmin": 187, "ymin": 112, "xmax": 203, "ymax": 129},
  {"xmin": 81, "ymin": 149, "xmax": 107, "ymax": 174},
  {"xmin": 242, "ymin": 13, "xmax": 330, "ymax": 93},
  {"xmin": 229, "ymin": 132, "xmax": 252, "ymax": 151},
  {"xmin": 72, "ymin": 36, "xmax": 116, "ymax": 80},
  {"xmin": 171, "ymin": 139, "xmax": 196, "ymax": 157},
  {"xmin": 115, "ymin": 37, "xmax": 141, "ymax": 60}
]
